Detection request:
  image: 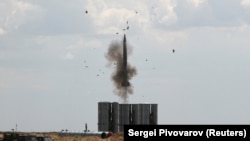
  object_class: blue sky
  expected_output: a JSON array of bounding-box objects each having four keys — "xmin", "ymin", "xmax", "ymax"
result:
[{"xmin": 1, "ymin": 0, "xmax": 250, "ymax": 132}]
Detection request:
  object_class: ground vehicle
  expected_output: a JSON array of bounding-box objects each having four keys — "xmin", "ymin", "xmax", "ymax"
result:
[{"xmin": 2, "ymin": 132, "xmax": 51, "ymax": 141}]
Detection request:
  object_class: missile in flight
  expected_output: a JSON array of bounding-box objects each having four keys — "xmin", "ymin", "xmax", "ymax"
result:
[{"xmin": 121, "ymin": 34, "xmax": 130, "ymax": 87}]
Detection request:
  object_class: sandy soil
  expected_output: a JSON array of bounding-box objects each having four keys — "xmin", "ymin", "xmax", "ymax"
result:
[
  {"xmin": 50, "ymin": 133, "xmax": 123, "ymax": 141},
  {"xmin": 0, "ymin": 133, "xmax": 124, "ymax": 141}
]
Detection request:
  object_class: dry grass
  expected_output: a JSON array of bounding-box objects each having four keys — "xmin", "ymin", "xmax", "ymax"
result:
[
  {"xmin": 49, "ymin": 133, "xmax": 123, "ymax": 141},
  {"xmin": 0, "ymin": 132, "xmax": 124, "ymax": 141}
]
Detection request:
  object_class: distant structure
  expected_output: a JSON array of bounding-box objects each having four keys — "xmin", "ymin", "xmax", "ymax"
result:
[{"xmin": 98, "ymin": 102, "xmax": 158, "ymax": 133}]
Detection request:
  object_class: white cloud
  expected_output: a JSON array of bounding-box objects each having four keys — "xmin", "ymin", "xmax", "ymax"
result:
[
  {"xmin": 64, "ymin": 52, "xmax": 75, "ymax": 60},
  {"xmin": 238, "ymin": 23, "xmax": 250, "ymax": 32},
  {"xmin": 1, "ymin": 0, "xmax": 250, "ymax": 132},
  {"xmin": 0, "ymin": 0, "xmax": 44, "ymax": 34},
  {"xmin": 241, "ymin": 0, "xmax": 250, "ymax": 7},
  {"xmin": 0, "ymin": 28, "xmax": 5, "ymax": 35},
  {"xmin": 189, "ymin": 0, "xmax": 206, "ymax": 7},
  {"xmin": 151, "ymin": 0, "xmax": 177, "ymax": 25},
  {"xmin": 97, "ymin": 8, "xmax": 138, "ymax": 32},
  {"xmin": 171, "ymin": 0, "xmax": 250, "ymax": 29},
  {"xmin": 86, "ymin": 0, "xmax": 177, "ymax": 35}
]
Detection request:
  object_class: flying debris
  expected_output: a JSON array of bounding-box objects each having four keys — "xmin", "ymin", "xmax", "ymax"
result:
[
  {"xmin": 116, "ymin": 32, "xmax": 119, "ymax": 35},
  {"xmin": 85, "ymin": 10, "xmax": 88, "ymax": 14},
  {"xmin": 172, "ymin": 49, "xmax": 175, "ymax": 53},
  {"xmin": 135, "ymin": 11, "xmax": 138, "ymax": 14},
  {"xmin": 127, "ymin": 26, "xmax": 129, "ymax": 30}
]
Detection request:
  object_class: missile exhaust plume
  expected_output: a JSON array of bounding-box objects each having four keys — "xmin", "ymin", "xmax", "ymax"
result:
[{"xmin": 105, "ymin": 34, "xmax": 137, "ymax": 102}]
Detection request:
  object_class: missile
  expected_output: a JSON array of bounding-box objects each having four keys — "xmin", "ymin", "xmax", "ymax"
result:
[{"xmin": 121, "ymin": 34, "xmax": 130, "ymax": 87}]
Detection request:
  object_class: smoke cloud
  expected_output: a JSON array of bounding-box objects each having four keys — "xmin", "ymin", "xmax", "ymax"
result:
[{"xmin": 105, "ymin": 38, "xmax": 137, "ymax": 102}]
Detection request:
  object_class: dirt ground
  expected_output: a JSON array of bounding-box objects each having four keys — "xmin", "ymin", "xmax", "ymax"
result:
[
  {"xmin": 0, "ymin": 132, "xmax": 124, "ymax": 141},
  {"xmin": 50, "ymin": 133, "xmax": 124, "ymax": 141}
]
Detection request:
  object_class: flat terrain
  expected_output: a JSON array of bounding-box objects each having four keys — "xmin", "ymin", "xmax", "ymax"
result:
[
  {"xmin": 51, "ymin": 133, "xmax": 123, "ymax": 141},
  {"xmin": 0, "ymin": 132, "xmax": 124, "ymax": 141}
]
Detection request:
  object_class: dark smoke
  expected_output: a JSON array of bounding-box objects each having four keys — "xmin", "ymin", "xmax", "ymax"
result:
[{"xmin": 105, "ymin": 39, "xmax": 137, "ymax": 102}]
